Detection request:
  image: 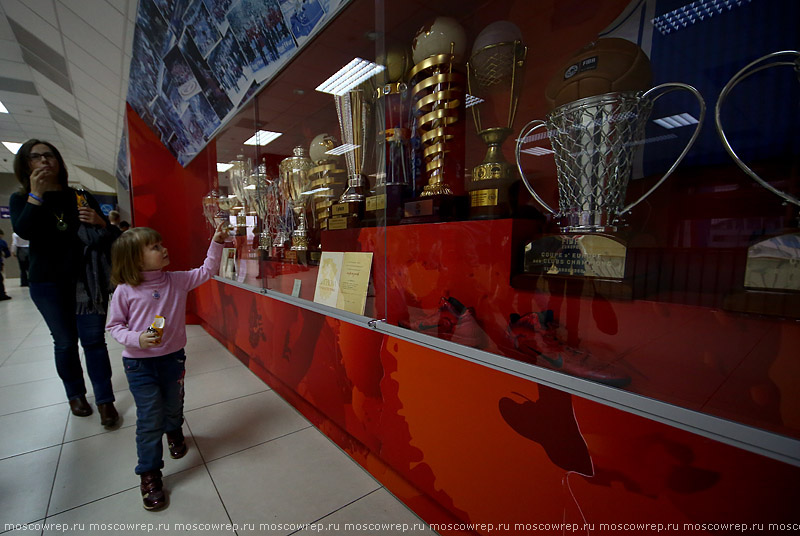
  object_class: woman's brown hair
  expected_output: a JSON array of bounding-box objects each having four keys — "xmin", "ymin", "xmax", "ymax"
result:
[
  {"xmin": 111, "ymin": 227, "xmax": 162, "ymax": 287},
  {"xmin": 13, "ymin": 139, "xmax": 70, "ymax": 193}
]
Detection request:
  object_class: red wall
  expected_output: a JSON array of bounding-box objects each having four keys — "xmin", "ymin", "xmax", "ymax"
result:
[
  {"xmin": 126, "ymin": 105, "xmax": 215, "ymax": 272},
  {"xmin": 193, "ymin": 279, "xmax": 800, "ymax": 535}
]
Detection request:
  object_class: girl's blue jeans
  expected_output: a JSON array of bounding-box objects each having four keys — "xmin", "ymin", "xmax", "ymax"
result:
[
  {"xmin": 29, "ymin": 281, "xmax": 115, "ymax": 404},
  {"xmin": 123, "ymin": 350, "xmax": 186, "ymax": 474}
]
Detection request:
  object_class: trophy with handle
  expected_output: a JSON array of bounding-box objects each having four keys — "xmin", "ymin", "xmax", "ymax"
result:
[
  {"xmin": 466, "ymin": 21, "xmax": 526, "ymax": 219},
  {"xmin": 515, "ymin": 38, "xmax": 705, "ymax": 279},
  {"xmin": 329, "ymin": 89, "xmax": 370, "ymax": 229},
  {"xmin": 279, "ymin": 146, "xmax": 315, "ymax": 254},
  {"xmin": 716, "ymin": 50, "xmax": 800, "ymax": 292}
]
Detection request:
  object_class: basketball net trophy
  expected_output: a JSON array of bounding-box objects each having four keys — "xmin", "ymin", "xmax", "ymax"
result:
[
  {"xmin": 716, "ymin": 50, "xmax": 800, "ymax": 293},
  {"xmin": 279, "ymin": 146, "xmax": 315, "ymax": 261},
  {"xmin": 404, "ymin": 16, "xmax": 467, "ymax": 222},
  {"xmin": 330, "ymin": 89, "xmax": 370, "ymax": 230},
  {"xmin": 515, "ymin": 38, "xmax": 705, "ymax": 280},
  {"xmin": 466, "ymin": 21, "xmax": 526, "ymax": 218}
]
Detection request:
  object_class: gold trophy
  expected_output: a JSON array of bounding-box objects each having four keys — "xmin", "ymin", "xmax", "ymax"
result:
[
  {"xmin": 405, "ymin": 16, "xmax": 467, "ymax": 221},
  {"xmin": 308, "ymin": 133, "xmax": 347, "ymax": 233},
  {"xmin": 279, "ymin": 146, "xmax": 315, "ymax": 256},
  {"xmin": 466, "ymin": 21, "xmax": 526, "ymax": 219},
  {"xmin": 330, "ymin": 89, "xmax": 370, "ymax": 229}
]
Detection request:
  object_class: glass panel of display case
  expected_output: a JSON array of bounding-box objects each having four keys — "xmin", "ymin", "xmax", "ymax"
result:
[
  {"xmin": 204, "ymin": 0, "xmax": 798, "ymax": 441},
  {"xmin": 371, "ymin": 0, "xmax": 800, "ymax": 440},
  {"xmin": 210, "ymin": 0, "xmax": 384, "ymax": 318},
  {"xmin": 211, "ymin": 99, "xmax": 263, "ymax": 287}
]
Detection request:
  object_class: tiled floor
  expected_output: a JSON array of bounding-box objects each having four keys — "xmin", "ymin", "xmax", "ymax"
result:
[{"xmin": 0, "ymin": 278, "xmax": 436, "ymax": 536}]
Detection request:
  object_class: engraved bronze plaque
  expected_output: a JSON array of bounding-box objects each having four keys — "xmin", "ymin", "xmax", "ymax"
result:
[
  {"xmin": 365, "ymin": 193, "xmax": 387, "ymax": 212},
  {"xmin": 469, "ymin": 188, "xmax": 499, "ymax": 207},
  {"xmin": 524, "ymin": 234, "xmax": 627, "ymax": 279}
]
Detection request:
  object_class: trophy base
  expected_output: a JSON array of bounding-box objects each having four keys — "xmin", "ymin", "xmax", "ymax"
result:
[
  {"xmin": 523, "ymin": 234, "xmax": 629, "ymax": 280},
  {"xmin": 401, "ymin": 195, "xmax": 468, "ymax": 225},
  {"xmin": 468, "ymin": 187, "xmax": 513, "ymax": 220},
  {"xmin": 362, "ymin": 185, "xmax": 407, "ymax": 226},
  {"xmin": 328, "ymin": 214, "xmax": 360, "ymax": 230},
  {"xmin": 328, "ymin": 201, "xmax": 363, "ymax": 230}
]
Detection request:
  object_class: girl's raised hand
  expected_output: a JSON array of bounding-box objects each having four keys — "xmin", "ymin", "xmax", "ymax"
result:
[{"xmin": 212, "ymin": 221, "xmax": 228, "ymax": 244}]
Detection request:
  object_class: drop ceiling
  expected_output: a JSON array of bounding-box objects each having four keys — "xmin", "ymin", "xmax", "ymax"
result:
[{"xmin": 0, "ymin": 0, "xmax": 136, "ymax": 194}]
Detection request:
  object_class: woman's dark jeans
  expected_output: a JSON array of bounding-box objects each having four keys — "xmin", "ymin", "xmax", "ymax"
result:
[
  {"xmin": 124, "ymin": 350, "xmax": 186, "ymax": 474},
  {"xmin": 29, "ymin": 281, "xmax": 115, "ymax": 405}
]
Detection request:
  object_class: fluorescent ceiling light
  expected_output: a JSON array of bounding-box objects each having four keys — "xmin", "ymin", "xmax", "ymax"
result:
[
  {"xmin": 217, "ymin": 163, "xmax": 234, "ymax": 172},
  {"xmin": 315, "ymin": 58, "xmax": 386, "ymax": 95},
  {"xmin": 465, "ymin": 94, "xmax": 485, "ymax": 108},
  {"xmin": 652, "ymin": 0, "xmax": 751, "ymax": 35},
  {"xmin": 520, "ymin": 147, "xmax": 554, "ymax": 156},
  {"xmin": 243, "ymin": 130, "xmax": 282, "ymax": 146},
  {"xmin": 0, "ymin": 100, "xmax": 8, "ymax": 113},
  {"xmin": 325, "ymin": 143, "xmax": 359, "ymax": 156},
  {"xmin": 2, "ymin": 141, "xmax": 22, "ymax": 153},
  {"xmin": 653, "ymin": 113, "xmax": 699, "ymax": 129}
]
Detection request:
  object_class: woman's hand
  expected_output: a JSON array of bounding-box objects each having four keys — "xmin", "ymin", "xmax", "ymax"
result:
[
  {"xmin": 28, "ymin": 167, "xmax": 59, "ymax": 201},
  {"xmin": 78, "ymin": 207, "xmax": 107, "ymax": 227},
  {"xmin": 138, "ymin": 330, "xmax": 161, "ymax": 349},
  {"xmin": 212, "ymin": 221, "xmax": 229, "ymax": 244}
]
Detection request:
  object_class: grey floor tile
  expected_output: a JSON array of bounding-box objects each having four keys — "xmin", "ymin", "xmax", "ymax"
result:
[
  {"xmin": 48, "ymin": 425, "xmax": 202, "ymax": 515},
  {"xmin": 0, "ymin": 403, "xmax": 68, "ymax": 460},
  {"xmin": 207, "ymin": 427, "xmax": 380, "ymax": 534},
  {"xmin": 186, "ymin": 390, "xmax": 310, "ymax": 462},
  {"xmin": 43, "ymin": 466, "xmax": 235, "ymax": 536},
  {"xmin": 3, "ymin": 343, "xmax": 57, "ymax": 366},
  {"xmin": 183, "ymin": 366, "xmax": 269, "ymax": 411},
  {"xmin": 0, "ymin": 359, "xmax": 60, "ymax": 387},
  {"xmin": 294, "ymin": 488, "xmax": 436, "ymax": 536},
  {"xmin": 0, "ymin": 377, "xmax": 68, "ymax": 416},
  {"xmin": 0, "ymin": 446, "xmax": 60, "ymax": 528},
  {"xmin": 184, "ymin": 346, "xmax": 244, "ymax": 378}
]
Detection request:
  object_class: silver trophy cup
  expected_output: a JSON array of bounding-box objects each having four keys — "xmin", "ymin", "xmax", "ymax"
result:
[
  {"xmin": 516, "ymin": 83, "xmax": 705, "ymax": 233},
  {"xmin": 716, "ymin": 50, "xmax": 800, "ymax": 209}
]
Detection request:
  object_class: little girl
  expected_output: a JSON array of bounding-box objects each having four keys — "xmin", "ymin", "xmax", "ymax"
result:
[{"xmin": 106, "ymin": 223, "xmax": 226, "ymax": 511}]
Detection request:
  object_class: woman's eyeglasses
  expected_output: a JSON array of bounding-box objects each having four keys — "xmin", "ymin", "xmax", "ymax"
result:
[{"xmin": 29, "ymin": 152, "xmax": 56, "ymax": 162}]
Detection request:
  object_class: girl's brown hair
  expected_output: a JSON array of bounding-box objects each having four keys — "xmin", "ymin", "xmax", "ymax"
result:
[{"xmin": 111, "ymin": 227, "xmax": 162, "ymax": 287}]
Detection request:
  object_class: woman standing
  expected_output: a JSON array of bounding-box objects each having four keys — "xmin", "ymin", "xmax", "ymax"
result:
[{"xmin": 9, "ymin": 140, "xmax": 119, "ymax": 426}]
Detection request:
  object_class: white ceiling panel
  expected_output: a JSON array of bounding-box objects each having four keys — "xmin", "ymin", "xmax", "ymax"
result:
[
  {"xmin": 30, "ymin": 70, "xmax": 77, "ymax": 112},
  {"xmin": 0, "ymin": 57, "xmax": 30, "ymax": 78},
  {"xmin": 1, "ymin": 0, "xmax": 137, "ymax": 191},
  {"xmin": 0, "ymin": 37, "xmax": 22, "ymax": 61},
  {"xmin": 64, "ymin": 40, "xmax": 121, "ymax": 94},
  {"xmin": 1, "ymin": 0, "xmax": 63, "ymax": 53},
  {"xmin": 57, "ymin": 6, "xmax": 122, "ymax": 74},
  {"xmin": 70, "ymin": 64, "xmax": 118, "ymax": 106},
  {"xmin": 61, "ymin": 0, "xmax": 126, "ymax": 48}
]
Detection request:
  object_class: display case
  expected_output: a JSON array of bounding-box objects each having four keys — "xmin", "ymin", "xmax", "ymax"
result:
[{"xmin": 129, "ymin": 0, "xmax": 800, "ymax": 531}]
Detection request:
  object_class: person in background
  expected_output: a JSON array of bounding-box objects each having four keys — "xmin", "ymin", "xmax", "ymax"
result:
[
  {"xmin": 119, "ymin": 221, "xmax": 131, "ymax": 232},
  {"xmin": 0, "ymin": 229, "xmax": 11, "ymax": 301},
  {"xmin": 107, "ymin": 222, "xmax": 225, "ymax": 511},
  {"xmin": 11, "ymin": 231, "xmax": 30, "ymax": 287},
  {"xmin": 8, "ymin": 139, "xmax": 120, "ymax": 427},
  {"xmin": 109, "ymin": 210, "xmax": 121, "ymax": 229}
]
